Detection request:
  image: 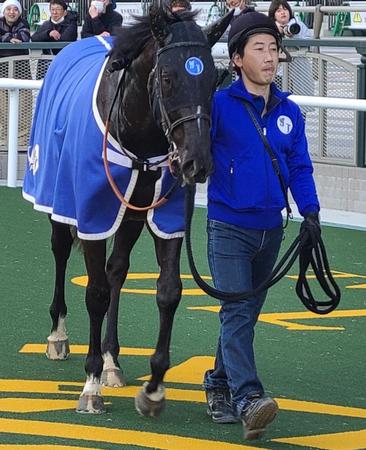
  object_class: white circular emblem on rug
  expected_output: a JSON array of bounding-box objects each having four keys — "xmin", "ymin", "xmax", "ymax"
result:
[{"xmin": 277, "ymin": 115, "xmax": 293, "ymax": 134}]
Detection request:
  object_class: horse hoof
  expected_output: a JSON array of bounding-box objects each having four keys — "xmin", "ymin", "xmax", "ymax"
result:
[
  {"xmin": 46, "ymin": 338, "xmax": 70, "ymax": 360},
  {"xmin": 76, "ymin": 394, "xmax": 105, "ymax": 414},
  {"xmin": 135, "ymin": 383, "xmax": 165, "ymax": 417},
  {"xmin": 101, "ymin": 368, "xmax": 127, "ymax": 387}
]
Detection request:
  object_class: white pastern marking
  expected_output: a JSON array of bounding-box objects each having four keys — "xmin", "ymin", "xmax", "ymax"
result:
[
  {"xmin": 47, "ymin": 317, "xmax": 68, "ymax": 342},
  {"xmin": 142, "ymin": 381, "xmax": 165, "ymax": 402},
  {"xmin": 102, "ymin": 352, "xmax": 118, "ymax": 371},
  {"xmin": 82, "ymin": 376, "xmax": 102, "ymax": 396}
]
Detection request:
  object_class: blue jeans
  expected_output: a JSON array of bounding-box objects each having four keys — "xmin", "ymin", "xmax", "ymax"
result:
[{"xmin": 203, "ymin": 219, "xmax": 283, "ymax": 415}]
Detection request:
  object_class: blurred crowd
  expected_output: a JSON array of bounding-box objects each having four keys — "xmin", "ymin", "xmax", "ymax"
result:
[{"xmin": 0, "ymin": 0, "xmax": 313, "ymax": 58}]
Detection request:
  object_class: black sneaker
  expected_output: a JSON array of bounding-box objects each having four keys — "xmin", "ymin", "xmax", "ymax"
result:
[
  {"xmin": 205, "ymin": 388, "xmax": 240, "ymax": 424},
  {"xmin": 241, "ymin": 396, "xmax": 278, "ymax": 440}
]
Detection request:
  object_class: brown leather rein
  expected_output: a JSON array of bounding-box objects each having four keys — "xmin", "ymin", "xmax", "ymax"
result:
[{"xmin": 102, "ymin": 118, "xmax": 174, "ymax": 212}]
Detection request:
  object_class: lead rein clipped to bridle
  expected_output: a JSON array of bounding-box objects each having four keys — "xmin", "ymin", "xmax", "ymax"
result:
[{"xmin": 185, "ymin": 185, "xmax": 341, "ymax": 314}]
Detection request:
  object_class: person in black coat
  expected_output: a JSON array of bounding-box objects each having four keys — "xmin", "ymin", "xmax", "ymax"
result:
[
  {"xmin": 0, "ymin": 0, "xmax": 30, "ymax": 57},
  {"xmin": 81, "ymin": 0, "xmax": 122, "ymax": 38},
  {"xmin": 31, "ymin": 0, "xmax": 78, "ymax": 55}
]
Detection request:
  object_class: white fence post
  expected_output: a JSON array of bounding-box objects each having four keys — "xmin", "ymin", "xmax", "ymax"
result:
[{"xmin": 7, "ymin": 88, "xmax": 20, "ymax": 188}]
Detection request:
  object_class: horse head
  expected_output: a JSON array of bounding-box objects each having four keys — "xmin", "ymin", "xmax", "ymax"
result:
[{"xmin": 148, "ymin": 5, "xmax": 233, "ymax": 185}]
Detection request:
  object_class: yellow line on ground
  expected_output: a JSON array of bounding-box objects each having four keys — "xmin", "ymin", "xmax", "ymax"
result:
[
  {"xmin": 188, "ymin": 307, "xmax": 366, "ymax": 331},
  {"xmin": 1, "ymin": 380, "xmax": 366, "ymax": 419},
  {"xmin": 273, "ymin": 429, "xmax": 366, "ymax": 450},
  {"xmin": 0, "ymin": 418, "xmax": 265, "ymax": 450},
  {"xmin": 19, "ymin": 344, "xmax": 154, "ymax": 356}
]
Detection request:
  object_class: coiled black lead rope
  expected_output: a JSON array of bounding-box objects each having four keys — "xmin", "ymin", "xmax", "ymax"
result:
[{"xmin": 185, "ymin": 184, "xmax": 341, "ymax": 314}]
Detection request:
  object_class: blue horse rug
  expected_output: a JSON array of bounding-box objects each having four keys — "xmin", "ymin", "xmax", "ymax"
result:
[{"xmin": 22, "ymin": 36, "xmax": 185, "ymax": 240}]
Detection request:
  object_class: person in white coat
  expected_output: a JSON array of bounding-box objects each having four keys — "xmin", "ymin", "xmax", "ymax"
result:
[{"xmin": 269, "ymin": 0, "xmax": 314, "ymax": 117}]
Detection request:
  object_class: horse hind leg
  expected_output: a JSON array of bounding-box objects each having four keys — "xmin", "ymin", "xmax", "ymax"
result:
[
  {"xmin": 102, "ymin": 220, "xmax": 145, "ymax": 387},
  {"xmin": 135, "ymin": 235, "xmax": 183, "ymax": 417},
  {"xmin": 46, "ymin": 219, "xmax": 73, "ymax": 360}
]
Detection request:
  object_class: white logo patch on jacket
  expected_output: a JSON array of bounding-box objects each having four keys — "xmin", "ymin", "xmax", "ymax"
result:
[{"xmin": 277, "ymin": 115, "xmax": 293, "ymax": 134}]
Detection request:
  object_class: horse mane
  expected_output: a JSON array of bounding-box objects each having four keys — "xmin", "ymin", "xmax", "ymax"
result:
[{"xmin": 112, "ymin": 10, "xmax": 198, "ymax": 64}]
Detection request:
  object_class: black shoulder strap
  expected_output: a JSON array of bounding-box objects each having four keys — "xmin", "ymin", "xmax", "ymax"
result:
[{"xmin": 242, "ymin": 100, "xmax": 293, "ymax": 227}]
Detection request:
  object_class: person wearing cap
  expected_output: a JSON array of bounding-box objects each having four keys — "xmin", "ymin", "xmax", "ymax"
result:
[
  {"xmin": 81, "ymin": 0, "xmax": 122, "ymax": 39},
  {"xmin": 31, "ymin": 0, "xmax": 78, "ymax": 55},
  {"xmin": 202, "ymin": 11, "xmax": 320, "ymax": 440},
  {"xmin": 0, "ymin": 0, "xmax": 30, "ymax": 58}
]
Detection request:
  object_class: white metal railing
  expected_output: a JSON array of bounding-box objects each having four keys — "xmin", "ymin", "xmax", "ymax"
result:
[
  {"xmin": 0, "ymin": 78, "xmax": 42, "ymax": 187},
  {"xmin": 1, "ymin": 77, "xmax": 366, "ymax": 187}
]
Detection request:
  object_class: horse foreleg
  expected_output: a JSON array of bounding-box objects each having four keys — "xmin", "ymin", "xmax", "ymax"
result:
[
  {"xmin": 46, "ymin": 219, "xmax": 73, "ymax": 360},
  {"xmin": 77, "ymin": 239, "xmax": 108, "ymax": 414},
  {"xmin": 102, "ymin": 220, "xmax": 145, "ymax": 387},
  {"xmin": 135, "ymin": 235, "xmax": 183, "ymax": 417}
]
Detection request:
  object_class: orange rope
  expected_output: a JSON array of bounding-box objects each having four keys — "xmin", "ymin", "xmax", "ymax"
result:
[{"xmin": 102, "ymin": 120, "xmax": 169, "ymax": 211}]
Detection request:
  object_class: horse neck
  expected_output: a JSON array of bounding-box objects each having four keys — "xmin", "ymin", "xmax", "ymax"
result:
[{"xmin": 112, "ymin": 41, "xmax": 168, "ymax": 158}]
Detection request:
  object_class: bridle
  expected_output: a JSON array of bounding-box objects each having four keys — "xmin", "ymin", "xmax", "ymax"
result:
[{"xmin": 103, "ymin": 39, "xmax": 212, "ymax": 211}]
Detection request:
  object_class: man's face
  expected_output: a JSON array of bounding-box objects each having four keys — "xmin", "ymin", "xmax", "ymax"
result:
[
  {"xmin": 4, "ymin": 5, "xmax": 21, "ymax": 24},
  {"xmin": 233, "ymin": 33, "xmax": 279, "ymax": 87},
  {"xmin": 226, "ymin": 0, "xmax": 244, "ymax": 9},
  {"xmin": 50, "ymin": 3, "xmax": 66, "ymax": 21}
]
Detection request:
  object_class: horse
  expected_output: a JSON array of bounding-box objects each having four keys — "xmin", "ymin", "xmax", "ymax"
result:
[{"xmin": 22, "ymin": 4, "xmax": 233, "ymax": 415}]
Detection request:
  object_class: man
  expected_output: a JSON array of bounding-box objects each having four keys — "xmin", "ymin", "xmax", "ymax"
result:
[
  {"xmin": 0, "ymin": 0, "xmax": 30, "ymax": 57},
  {"xmin": 31, "ymin": 0, "xmax": 78, "ymax": 55},
  {"xmin": 0, "ymin": 0, "xmax": 31, "ymax": 146},
  {"xmin": 203, "ymin": 11, "xmax": 320, "ymax": 440},
  {"xmin": 81, "ymin": 0, "xmax": 122, "ymax": 38}
]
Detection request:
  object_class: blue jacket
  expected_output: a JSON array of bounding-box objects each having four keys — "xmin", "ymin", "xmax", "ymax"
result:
[{"xmin": 208, "ymin": 78, "xmax": 320, "ymax": 230}]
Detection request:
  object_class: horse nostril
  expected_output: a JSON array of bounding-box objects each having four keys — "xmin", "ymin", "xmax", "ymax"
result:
[{"xmin": 182, "ymin": 159, "xmax": 211, "ymax": 184}]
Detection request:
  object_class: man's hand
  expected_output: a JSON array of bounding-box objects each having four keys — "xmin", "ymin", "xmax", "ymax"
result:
[
  {"xmin": 10, "ymin": 38, "xmax": 22, "ymax": 44},
  {"xmin": 99, "ymin": 31, "xmax": 110, "ymax": 37},
  {"xmin": 300, "ymin": 212, "xmax": 321, "ymax": 247},
  {"xmin": 49, "ymin": 30, "xmax": 61, "ymax": 40}
]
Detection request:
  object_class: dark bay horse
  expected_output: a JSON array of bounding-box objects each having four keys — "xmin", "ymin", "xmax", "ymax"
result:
[{"xmin": 22, "ymin": 4, "xmax": 232, "ymax": 415}]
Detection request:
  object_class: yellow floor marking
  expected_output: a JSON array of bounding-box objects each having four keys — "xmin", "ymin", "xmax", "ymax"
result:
[
  {"xmin": 1, "ymin": 379, "xmax": 366, "ymax": 419},
  {"xmin": 188, "ymin": 307, "xmax": 366, "ymax": 331},
  {"xmin": 273, "ymin": 429, "xmax": 366, "ymax": 449},
  {"xmin": 138, "ymin": 356, "xmax": 214, "ymax": 384},
  {"xmin": 0, "ymin": 418, "xmax": 266, "ymax": 450},
  {"xmin": 347, "ymin": 283, "xmax": 366, "ymax": 289},
  {"xmin": 0, "ymin": 398, "xmax": 77, "ymax": 413},
  {"xmin": 19, "ymin": 344, "xmax": 154, "ymax": 356},
  {"xmin": 286, "ymin": 270, "xmax": 366, "ymax": 280},
  {"xmin": 72, "ymin": 274, "xmax": 211, "ymax": 296},
  {"xmin": 0, "ymin": 446, "xmax": 102, "ymax": 450}
]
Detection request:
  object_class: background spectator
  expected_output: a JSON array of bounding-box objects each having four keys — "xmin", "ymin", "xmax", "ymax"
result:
[
  {"xmin": 269, "ymin": 0, "xmax": 314, "ymax": 117},
  {"xmin": 269, "ymin": 0, "xmax": 312, "ymax": 38},
  {"xmin": 31, "ymin": 0, "xmax": 77, "ymax": 55},
  {"xmin": 81, "ymin": 0, "xmax": 122, "ymax": 38},
  {"xmin": 0, "ymin": 0, "xmax": 30, "ymax": 57},
  {"xmin": 0, "ymin": 0, "xmax": 31, "ymax": 146}
]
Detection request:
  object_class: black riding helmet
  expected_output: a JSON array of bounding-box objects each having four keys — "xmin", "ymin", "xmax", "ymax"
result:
[{"xmin": 228, "ymin": 11, "xmax": 282, "ymax": 58}]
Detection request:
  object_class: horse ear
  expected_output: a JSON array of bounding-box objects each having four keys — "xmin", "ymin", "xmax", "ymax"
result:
[
  {"xmin": 203, "ymin": 9, "xmax": 235, "ymax": 48},
  {"xmin": 150, "ymin": 4, "xmax": 171, "ymax": 47}
]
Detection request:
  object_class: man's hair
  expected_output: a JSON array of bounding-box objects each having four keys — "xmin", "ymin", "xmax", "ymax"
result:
[
  {"xmin": 268, "ymin": 0, "xmax": 294, "ymax": 21},
  {"xmin": 50, "ymin": 0, "xmax": 68, "ymax": 10}
]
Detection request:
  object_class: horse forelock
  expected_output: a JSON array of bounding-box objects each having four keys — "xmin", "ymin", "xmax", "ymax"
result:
[{"xmin": 111, "ymin": 9, "xmax": 200, "ymax": 65}]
